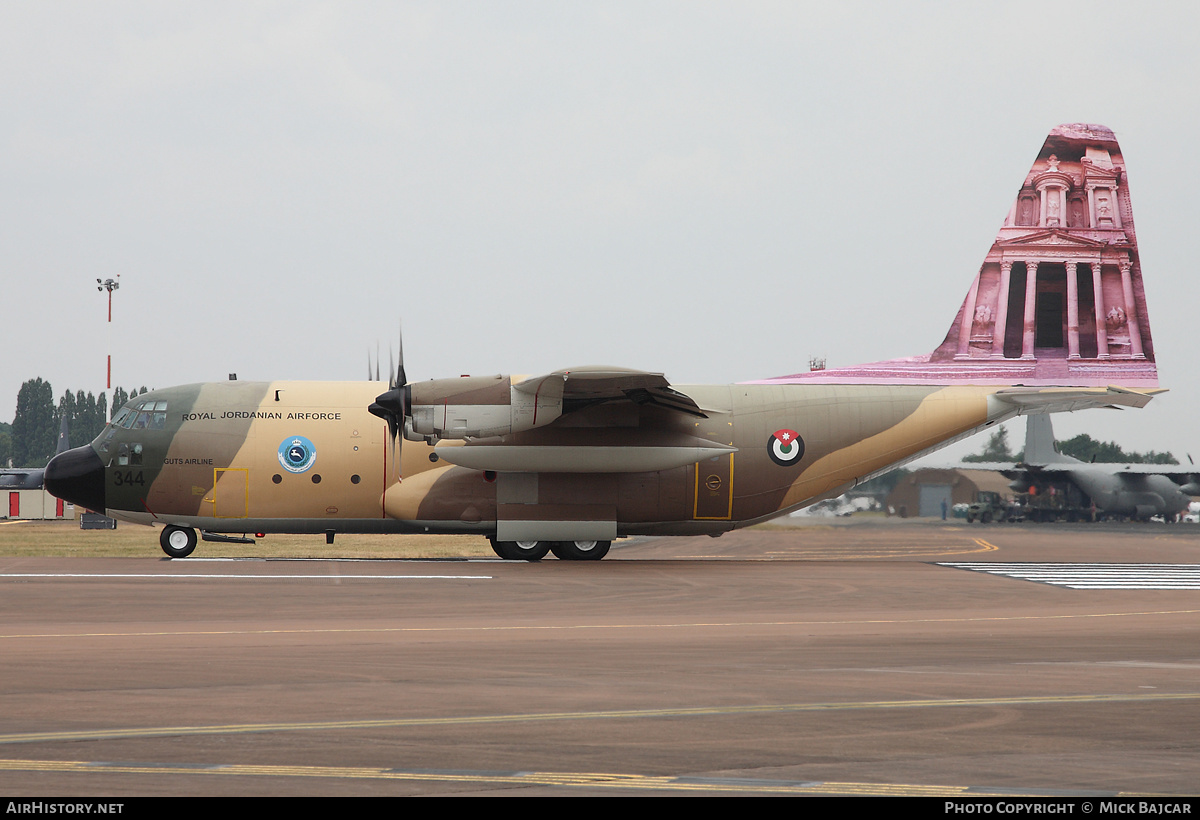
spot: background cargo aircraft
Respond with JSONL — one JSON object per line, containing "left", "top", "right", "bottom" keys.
{"left": 977, "top": 415, "right": 1196, "bottom": 521}
{"left": 46, "top": 124, "right": 1161, "bottom": 560}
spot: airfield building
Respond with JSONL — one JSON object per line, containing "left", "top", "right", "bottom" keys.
{"left": 1, "top": 469, "right": 73, "bottom": 520}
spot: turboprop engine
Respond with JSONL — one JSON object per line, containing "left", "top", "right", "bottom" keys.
{"left": 404, "top": 373, "right": 566, "bottom": 442}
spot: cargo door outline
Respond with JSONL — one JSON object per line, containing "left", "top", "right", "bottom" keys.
{"left": 213, "top": 468, "right": 249, "bottom": 518}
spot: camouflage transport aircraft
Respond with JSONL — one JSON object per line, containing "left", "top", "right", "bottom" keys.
{"left": 977, "top": 415, "right": 1196, "bottom": 521}
{"left": 46, "top": 124, "right": 1161, "bottom": 560}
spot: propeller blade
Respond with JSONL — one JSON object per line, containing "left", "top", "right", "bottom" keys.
{"left": 397, "top": 322, "right": 406, "bottom": 391}
{"left": 369, "top": 322, "right": 410, "bottom": 481}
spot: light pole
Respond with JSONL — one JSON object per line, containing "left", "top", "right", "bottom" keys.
{"left": 97, "top": 276, "right": 120, "bottom": 417}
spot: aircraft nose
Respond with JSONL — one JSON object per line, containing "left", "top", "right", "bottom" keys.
{"left": 44, "top": 446, "right": 106, "bottom": 513}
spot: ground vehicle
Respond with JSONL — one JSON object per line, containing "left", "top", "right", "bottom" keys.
{"left": 966, "top": 491, "right": 1010, "bottom": 523}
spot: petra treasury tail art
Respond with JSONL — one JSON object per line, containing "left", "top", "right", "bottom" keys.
{"left": 46, "top": 125, "right": 1160, "bottom": 560}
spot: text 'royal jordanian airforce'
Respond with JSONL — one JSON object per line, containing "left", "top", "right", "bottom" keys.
{"left": 46, "top": 125, "right": 1162, "bottom": 560}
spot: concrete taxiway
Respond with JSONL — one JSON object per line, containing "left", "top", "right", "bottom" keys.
{"left": 1, "top": 519, "right": 1198, "bottom": 796}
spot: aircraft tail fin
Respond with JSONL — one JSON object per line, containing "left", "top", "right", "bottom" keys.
{"left": 757, "top": 124, "right": 1157, "bottom": 389}
{"left": 1023, "top": 414, "right": 1076, "bottom": 466}
{"left": 56, "top": 417, "right": 70, "bottom": 456}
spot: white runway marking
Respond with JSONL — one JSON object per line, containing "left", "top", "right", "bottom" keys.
{"left": 939, "top": 562, "right": 1200, "bottom": 590}
{"left": 0, "top": 573, "right": 491, "bottom": 581}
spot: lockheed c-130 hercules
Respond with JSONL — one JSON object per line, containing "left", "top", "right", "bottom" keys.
{"left": 46, "top": 124, "right": 1162, "bottom": 560}
{"left": 967, "top": 414, "right": 1196, "bottom": 522}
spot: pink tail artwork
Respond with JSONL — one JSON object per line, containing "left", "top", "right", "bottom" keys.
{"left": 757, "top": 124, "right": 1157, "bottom": 388}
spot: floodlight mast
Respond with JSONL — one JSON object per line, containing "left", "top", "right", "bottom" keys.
{"left": 96, "top": 276, "right": 120, "bottom": 417}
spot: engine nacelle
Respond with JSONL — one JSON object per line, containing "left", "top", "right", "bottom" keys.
{"left": 404, "top": 374, "right": 565, "bottom": 441}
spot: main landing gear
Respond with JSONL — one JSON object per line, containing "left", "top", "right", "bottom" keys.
{"left": 159, "top": 525, "right": 198, "bottom": 559}
{"left": 550, "top": 540, "right": 610, "bottom": 561}
{"left": 489, "top": 539, "right": 611, "bottom": 562}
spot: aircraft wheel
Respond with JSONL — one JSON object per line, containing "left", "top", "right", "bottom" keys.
{"left": 492, "top": 539, "right": 549, "bottom": 561}
{"left": 160, "top": 525, "right": 197, "bottom": 559}
{"left": 550, "top": 540, "right": 610, "bottom": 561}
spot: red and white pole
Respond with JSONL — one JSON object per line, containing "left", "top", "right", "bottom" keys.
{"left": 97, "top": 276, "right": 120, "bottom": 417}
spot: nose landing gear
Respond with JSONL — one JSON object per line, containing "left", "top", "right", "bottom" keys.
{"left": 160, "top": 525, "right": 198, "bottom": 558}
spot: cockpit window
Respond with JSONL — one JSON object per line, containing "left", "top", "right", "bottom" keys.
{"left": 118, "top": 400, "right": 166, "bottom": 430}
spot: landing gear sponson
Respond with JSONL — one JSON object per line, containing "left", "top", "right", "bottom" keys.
{"left": 156, "top": 527, "right": 608, "bottom": 562}
{"left": 489, "top": 538, "right": 610, "bottom": 562}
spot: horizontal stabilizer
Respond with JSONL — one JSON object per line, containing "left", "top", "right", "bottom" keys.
{"left": 990, "top": 386, "right": 1160, "bottom": 414}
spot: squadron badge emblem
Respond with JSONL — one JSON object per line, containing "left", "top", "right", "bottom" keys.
{"left": 278, "top": 435, "right": 317, "bottom": 473}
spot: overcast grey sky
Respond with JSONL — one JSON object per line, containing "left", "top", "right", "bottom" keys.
{"left": 3, "top": 1, "right": 1197, "bottom": 461}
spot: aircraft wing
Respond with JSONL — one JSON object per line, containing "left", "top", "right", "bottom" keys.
{"left": 1084, "top": 464, "right": 1199, "bottom": 479}
{"left": 952, "top": 461, "right": 1024, "bottom": 473}
{"left": 953, "top": 462, "right": 1199, "bottom": 497}
{"left": 990, "top": 386, "right": 1162, "bottom": 414}
{"left": 954, "top": 461, "right": 1192, "bottom": 475}
{"left": 515, "top": 366, "right": 708, "bottom": 418}
{"left": 986, "top": 461, "right": 1194, "bottom": 477}
{"left": 428, "top": 367, "right": 723, "bottom": 473}
{"left": 947, "top": 462, "right": 1065, "bottom": 479}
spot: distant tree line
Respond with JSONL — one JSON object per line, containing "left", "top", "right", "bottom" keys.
{"left": 1057, "top": 433, "right": 1177, "bottom": 465}
{"left": 6, "top": 378, "right": 148, "bottom": 468}
{"left": 962, "top": 427, "right": 1018, "bottom": 463}
{"left": 962, "top": 426, "right": 1177, "bottom": 465}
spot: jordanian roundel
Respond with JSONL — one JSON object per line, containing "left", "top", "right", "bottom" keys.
{"left": 768, "top": 429, "right": 804, "bottom": 466}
